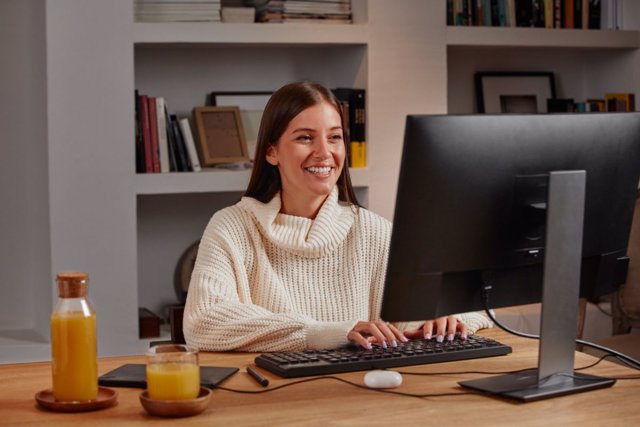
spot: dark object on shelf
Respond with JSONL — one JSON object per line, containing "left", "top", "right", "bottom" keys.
{"left": 168, "top": 305, "right": 186, "bottom": 344}
{"left": 138, "top": 307, "right": 162, "bottom": 339}
{"left": 547, "top": 98, "right": 575, "bottom": 113}
{"left": 475, "top": 71, "right": 556, "bottom": 114}
{"left": 174, "top": 240, "right": 200, "bottom": 304}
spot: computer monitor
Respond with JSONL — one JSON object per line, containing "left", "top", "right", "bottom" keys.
{"left": 381, "top": 112, "right": 640, "bottom": 401}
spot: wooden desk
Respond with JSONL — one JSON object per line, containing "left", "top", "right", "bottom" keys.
{"left": 2, "top": 330, "right": 638, "bottom": 426}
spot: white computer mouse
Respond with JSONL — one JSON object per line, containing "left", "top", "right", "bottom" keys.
{"left": 363, "top": 370, "right": 403, "bottom": 389}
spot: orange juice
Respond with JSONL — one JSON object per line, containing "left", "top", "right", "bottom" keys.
{"left": 51, "top": 311, "right": 98, "bottom": 401}
{"left": 146, "top": 362, "right": 200, "bottom": 400}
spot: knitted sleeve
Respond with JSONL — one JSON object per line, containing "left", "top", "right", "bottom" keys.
{"left": 182, "top": 209, "right": 355, "bottom": 352}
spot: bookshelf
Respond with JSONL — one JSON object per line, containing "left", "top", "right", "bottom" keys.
{"left": 446, "top": 26, "right": 639, "bottom": 48}
{"left": 8, "top": 0, "right": 640, "bottom": 362}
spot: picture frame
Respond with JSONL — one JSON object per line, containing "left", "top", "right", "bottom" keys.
{"left": 192, "top": 106, "right": 249, "bottom": 166}
{"left": 209, "top": 91, "right": 272, "bottom": 160}
{"left": 475, "top": 72, "right": 556, "bottom": 114}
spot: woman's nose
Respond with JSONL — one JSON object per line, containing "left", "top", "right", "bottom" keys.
{"left": 313, "top": 138, "right": 331, "bottom": 158}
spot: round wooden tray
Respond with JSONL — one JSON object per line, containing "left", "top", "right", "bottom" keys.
{"left": 35, "top": 386, "right": 118, "bottom": 412}
{"left": 139, "top": 386, "right": 211, "bottom": 418}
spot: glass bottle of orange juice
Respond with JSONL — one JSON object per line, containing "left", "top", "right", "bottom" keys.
{"left": 51, "top": 272, "right": 98, "bottom": 402}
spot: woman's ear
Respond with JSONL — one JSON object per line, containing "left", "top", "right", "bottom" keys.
{"left": 266, "top": 145, "right": 278, "bottom": 166}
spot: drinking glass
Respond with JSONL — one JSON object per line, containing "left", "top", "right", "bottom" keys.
{"left": 146, "top": 344, "right": 200, "bottom": 400}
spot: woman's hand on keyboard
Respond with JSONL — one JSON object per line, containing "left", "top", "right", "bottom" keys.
{"left": 347, "top": 320, "right": 409, "bottom": 350}
{"left": 403, "top": 316, "right": 468, "bottom": 343}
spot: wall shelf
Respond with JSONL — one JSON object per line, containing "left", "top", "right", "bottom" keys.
{"left": 446, "top": 26, "right": 639, "bottom": 49}
{"left": 134, "top": 22, "right": 369, "bottom": 46}
{"left": 135, "top": 168, "right": 369, "bottom": 195}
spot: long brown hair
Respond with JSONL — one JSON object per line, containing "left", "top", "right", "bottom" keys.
{"left": 244, "top": 81, "right": 360, "bottom": 206}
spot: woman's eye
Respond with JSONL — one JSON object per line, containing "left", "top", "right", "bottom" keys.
{"left": 330, "top": 134, "right": 343, "bottom": 142}
{"left": 296, "top": 135, "right": 312, "bottom": 142}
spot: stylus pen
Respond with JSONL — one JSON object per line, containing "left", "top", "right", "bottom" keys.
{"left": 247, "top": 366, "right": 269, "bottom": 387}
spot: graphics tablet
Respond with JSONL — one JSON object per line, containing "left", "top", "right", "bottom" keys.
{"left": 98, "top": 364, "right": 238, "bottom": 389}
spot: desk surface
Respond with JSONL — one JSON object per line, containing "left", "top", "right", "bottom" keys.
{"left": 2, "top": 329, "right": 638, "bottom": 426}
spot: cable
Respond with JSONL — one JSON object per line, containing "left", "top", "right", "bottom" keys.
{"left": 214, "top": 375, "right": 477, "bottom": 399}
{"left": 481, "top": 283, "right": 640, "bottom": 371}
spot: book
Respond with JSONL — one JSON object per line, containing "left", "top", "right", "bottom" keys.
{"left": 155, "top": 97, "right": 170, "bottom": 173}
{"left": 134, "top": 90, "right": 145, "bottom": 173}
{"left": 547, "top": 98, "right": 575, "bottom": 112}
{"left": 333, "top": 87, "right": 366, "bottom": 168}
{"left": 515, "top": 0, "right": 533, "bottom": 26}
{"left": 179, "top": 118, "right": 202, "bottom": 172}
{"left": 586, "top": 98, "right": 605, "bottom": 112}
{"left": 147, "top": 96, "right": 161, "bottom": 173}
{"left": 588, "top": 0, "right": 601, "bottom": 29}
{"left": 164, "top": 105, "right": 179, "bottom": 172}
{"left": 564, "top": 0, "right": 575, "bottom": 28}
{"left": 170, "top": 115, "right": 191, "bottom": 171}
{"left": 138, "top": 94, "right": 153, "bottom": 173}
{"left": 605, "top": 93, "right": 635, "bottom": 112}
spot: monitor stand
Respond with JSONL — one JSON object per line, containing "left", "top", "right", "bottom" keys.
{"left": 459, "top": 170, "right": 616, "bottom": 402}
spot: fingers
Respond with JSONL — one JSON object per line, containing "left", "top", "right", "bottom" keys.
{"left": 422, "top": 316, "right": 467, "bottom": 342}
{"left": 349, "top": 320, "right": 407, "bottom": 349}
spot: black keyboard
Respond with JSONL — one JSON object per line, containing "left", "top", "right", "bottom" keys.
{"left": 255, "top": 334, "right": 512, "bottom": 378}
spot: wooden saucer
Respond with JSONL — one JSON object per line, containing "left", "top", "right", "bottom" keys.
{"left": 35, "top": 387, "right": 118, "bottom": 412}
{"left": 139, "top": 387, "right": 211, "bottom": 418}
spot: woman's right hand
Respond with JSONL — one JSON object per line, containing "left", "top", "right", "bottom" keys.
{"left": 347, "top": 320, "right": 409, "bottom": 350}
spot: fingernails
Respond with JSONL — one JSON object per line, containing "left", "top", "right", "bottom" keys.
{"left": 436, "top": 335, "right": 444, "bottom": 343}
{"left": 401, "top": 336, "right": 409, "bottom": 342}
{"left": 391, "top": 340, "right": 398, "bottom": 348}
{"left": 382, "top": 341, "right": 388, "bottom": 349}
{"left": 366, "top": 343, "right": 373, "bottom": 350}
{"left": 447, "top": 334, "right": 454, "bottom": 342}
{"left": 425, "top": 333, "right": 432, "bottom": 340}
{"left": 461, "top": 333, "right": 467, "bottom": 340}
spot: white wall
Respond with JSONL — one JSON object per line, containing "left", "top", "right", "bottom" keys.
{"left": 368, "top": 0, "right": 448, "bottom": 219}
{"left": 45, "top": 0, "right": 141, "bottom": 358}
{"left": 0, "top": 0, "right": 52, "bottom": 361}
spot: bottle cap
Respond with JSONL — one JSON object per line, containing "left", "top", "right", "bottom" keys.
{"left": 56, "top": 272, "right": 89, "bottom": 298}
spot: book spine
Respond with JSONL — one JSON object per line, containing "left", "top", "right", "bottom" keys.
{"left": 497, "top": 0, "right": 506, "bottom": 26}
{"left": 332, "top": 88, "right": 366, "bottom": 168}
{"left": 506, "top": 0, "right": 516, "bottom": 26}
{"left": 179, "top": 118, "right": 202, "bottom": 172}
{"left": 574, "top": 0, "right": 582, "bottom": 28}
{"left": 588, "top": 0, "right": 601, "bottom": 29}
{"left": 564, "top": 0, "right": 575, "bottom": 28}
{"left": 134, "top": 90, "right": 145, "bottom": 174}
{"left": 164, "top": 105, "right": 178, "bottom": 172}
{"left": 483, "top": 0, "right": 492, "bottom": 26}
{"left": 139, "top": 94, "right": 153, "bottom": 173}
{"left": 170, "top": 115, "right": 191, "bottom": 171}
{"left": 155, "top": 97, "right": 170, "bottom": 173}
{"left": 544, "top": 0, "right": 554, "bottom": 27}
{"left": 515, "top": 0, "right": 533, "bottom": 27}
{"left": 147, "top": 96, "right": 160, "bottom": 173}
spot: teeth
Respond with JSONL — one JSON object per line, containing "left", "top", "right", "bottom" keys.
{"left": 307, "top": 166, "right": 331, "bottom": 174}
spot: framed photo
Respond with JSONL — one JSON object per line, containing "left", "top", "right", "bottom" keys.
{"left": 475, "top": 72, "right": 556, "bottom": 114}
{"left": 209, "top": 91, "right": 272, "bottom": 160}
{"left": 192, "top": 106, "right": 249, "bottom": 166}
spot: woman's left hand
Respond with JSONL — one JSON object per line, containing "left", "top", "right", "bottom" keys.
{"left": 402, "top": 315, "right": 468, "bottom": 342}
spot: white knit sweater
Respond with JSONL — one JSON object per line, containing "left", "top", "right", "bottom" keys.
{"left": 183, "top": 189, "right": 491, "bottom": 352}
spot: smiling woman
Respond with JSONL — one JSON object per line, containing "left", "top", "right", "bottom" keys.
{"left": 265, "top": 102, "right": 346, "bottom": 219}
{"left": 182, "top": 81, "right": 491, "bottom": 354}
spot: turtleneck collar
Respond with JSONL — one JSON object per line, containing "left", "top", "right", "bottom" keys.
{"left": 238, "top": 188, "right": 355, "bottom": 258}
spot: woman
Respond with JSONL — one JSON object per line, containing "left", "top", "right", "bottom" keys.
{"left": 183, "top": 81, "right": 490, "bottom": 352}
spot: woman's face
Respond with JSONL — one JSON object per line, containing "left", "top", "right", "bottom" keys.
{"left": 266, "top": 101, "right": 346, "bottom": 217}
